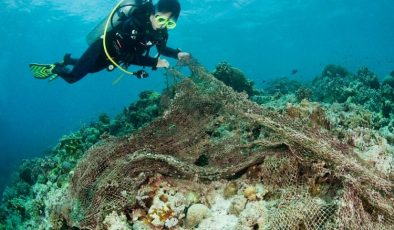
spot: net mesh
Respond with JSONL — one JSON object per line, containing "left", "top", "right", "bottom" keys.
{"left": 67, "top": 59, "right": 394, "bottom": 229}
{"left": 266, "top": 188, "right": 338, "bottom": 230}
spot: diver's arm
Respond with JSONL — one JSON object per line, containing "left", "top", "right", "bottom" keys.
{"left": 161, "top": 47, "right": 182, "bottom": 59}
{"left": 129, "top": 56, "right": 158, "bottom": 67}
{"left": 129, "top": 56, "right": 169, "bottom": 69}
{"left": 156, "top": 33, "right": 181, "bottom": 59}
{"left": 158, "top": 37, "right": 190, "bottom": 60}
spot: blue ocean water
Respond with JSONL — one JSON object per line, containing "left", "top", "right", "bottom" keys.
{"left": 0, "top": 0, "right": 393, "bottom": 194}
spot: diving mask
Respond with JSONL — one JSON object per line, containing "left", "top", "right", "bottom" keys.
{"left": 155, "top": 15, "right": 177, "bottom": 29}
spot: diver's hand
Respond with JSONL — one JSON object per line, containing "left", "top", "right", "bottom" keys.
{"left": 178, "top": 52, "right": 191, "bottom": 61}
{"left": 156, "top": 58, "right": 169, "bottom": 68}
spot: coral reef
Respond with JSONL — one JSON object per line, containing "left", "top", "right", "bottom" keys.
{"left": 0, "top": 90, "right": 161, "bottom": 230}
{"left": 67, "top": 60, "right": 393, "bottom": 229}
{"left": 105, "top": 90, "right": 162, "bottom": 136}
{"left": 295, "top": 86, "right": 312, "bottom": 102}
{"left": 1, "top": 60, "right": 393, "bottom": 230}
{"left": 322, "top": 64, "right": 350, "bottom": 78}
{"left": 264, "top": 77, "right": 303, "bottom": 95}
{"left": 356, "top": 66, "right": 380, "bottom": 89}
{"left": 212, "top": 61, "right": 258, "bottom": 96}
{"left": 382, "top": 74, "right": 394, "bottom": 88}
{"left": 251, "top": 76, "right": 309, "bottom": 109}
{"left": 312, "top": 64, "right": 353, "bottom": 103}
{"left": 312, "top": 65, "right": 394, "bottom": 116}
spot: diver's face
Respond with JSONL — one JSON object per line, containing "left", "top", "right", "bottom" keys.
{"left": 150, "top": 12, "right": 176, "bottom": 30}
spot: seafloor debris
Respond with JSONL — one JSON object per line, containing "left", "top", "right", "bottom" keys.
{"left": 64, "top": 59, "right": 393, "bottom": 229}
{"left": 1, "top": 60, "right": 393, "bottom": 230}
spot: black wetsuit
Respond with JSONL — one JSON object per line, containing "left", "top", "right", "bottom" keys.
{"left": 55, "top": 3, "right": 180, "bottom": 83}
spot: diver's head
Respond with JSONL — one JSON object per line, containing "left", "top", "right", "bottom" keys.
{"left": 150, "top": 0, "right": 181, "bottom": 30}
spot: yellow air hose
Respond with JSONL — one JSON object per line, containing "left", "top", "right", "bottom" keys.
{"left": 103, "top": 0, "right": 136, "bottom": 75}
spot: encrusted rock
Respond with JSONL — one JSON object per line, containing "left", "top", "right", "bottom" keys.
{"left": 224, "top": 181, "right": 238, "bottom": 199}
{"left": 228, "top": 195, "right": 247, "bottom": 216}
{"left": 103, "top": 211, "right": 130, "bottom": 230}
{"left": 186, "top": 204, "right": 211, "bottom": 228}
{"left": 236, "top": 201, "right": 267, "bottom": 229}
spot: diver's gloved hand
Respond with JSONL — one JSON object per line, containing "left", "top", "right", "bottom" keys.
{"left": 134, "top": 70, "right": 149, "bottom": 79}
{"left": 156, "top": 58, "right": 170, "bottom": 68}
{"left": 177, "top": 52, "right": 191, "bottom": 61}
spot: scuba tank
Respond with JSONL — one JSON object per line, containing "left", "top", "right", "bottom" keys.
{"left": 86, "top": 0, "right": 151, "bottom": 45}
{"left": 98, "top": 0, "right": 153, "bottom": 78}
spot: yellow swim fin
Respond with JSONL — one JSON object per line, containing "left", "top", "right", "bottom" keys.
{"left": 29, "top": 63, "right": 57, "bottom": 80}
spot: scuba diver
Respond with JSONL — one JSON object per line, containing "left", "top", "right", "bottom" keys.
{"left": 29, "top": 0, "right": 190, "bottom": 83}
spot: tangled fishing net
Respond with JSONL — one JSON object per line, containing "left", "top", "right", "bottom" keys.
{"left": 67, "top": 59, "right": 394, "bottom": 229}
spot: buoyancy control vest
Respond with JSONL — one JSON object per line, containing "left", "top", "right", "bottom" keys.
{"left": 86, "top": 0, "right": 152, "bottom": 45}
{"left": 88, "top": 0, "right": 154, "bottom": 77}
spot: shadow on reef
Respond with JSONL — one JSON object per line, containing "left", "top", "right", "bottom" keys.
{"left": 1, "top": 61, "right": 393, "bottom": 230}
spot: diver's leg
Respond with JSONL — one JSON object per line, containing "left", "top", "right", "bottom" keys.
{"left": 54, "top": 40, "right": 107, "bottom": 84}
{"left": 63, "top": 53, "right": 79, "bottom": 66}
